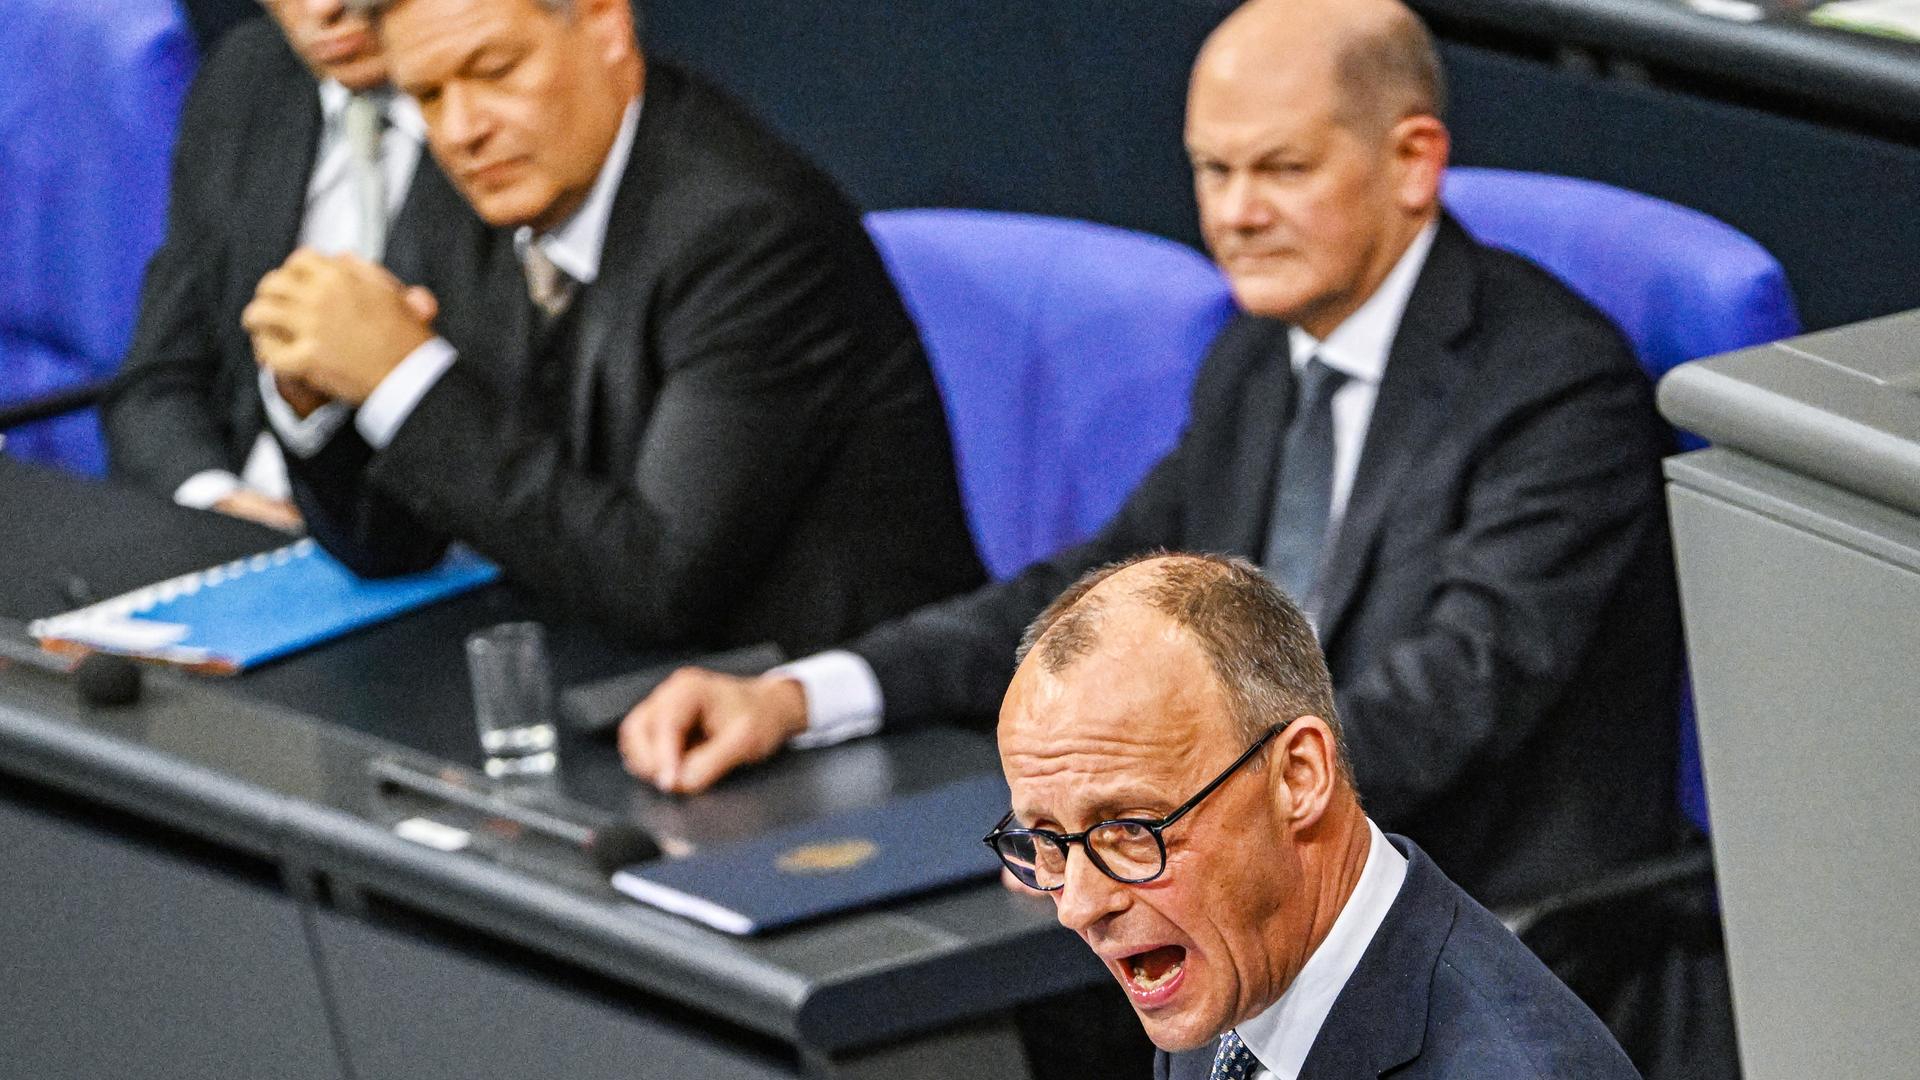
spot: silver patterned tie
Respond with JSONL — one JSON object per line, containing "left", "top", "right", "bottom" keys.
{"left": 343, "top": 92, "right": 387, "bottom": 261}
{"left": 522, "top": 241, "right": 578, "bottom": 323}
{"left": 1262, "top": 354, "right": 1349, "bottom": 609}
{"left": 1210, "top": 1029, "right": 1263, "bottom": 1080}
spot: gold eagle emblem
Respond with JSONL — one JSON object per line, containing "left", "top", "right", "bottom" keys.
{"left": 777, "top": 838, "right": 878, "bottom": 874}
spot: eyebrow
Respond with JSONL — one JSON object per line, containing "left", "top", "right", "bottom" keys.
{"left": 1020, "top": 788, "right": 1172, "bottom": 828}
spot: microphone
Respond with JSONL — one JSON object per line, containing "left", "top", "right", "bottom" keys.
{"left": 0, "top": 632, "right": 143, "bottom": 707}
{"left": 369, "top": 757, "right": 660, "bottom": 873}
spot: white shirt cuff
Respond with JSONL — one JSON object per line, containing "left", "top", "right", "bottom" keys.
{"left": 779, "top": 649, "right": 885, "bottom": 749}
{"left": 355, "top": 336, "right": 458, "bottom": 450}
{"left": 174, "top": 469, "right": 245, "bottom": 510}
{"left": 258, "top": 369, "right": 351, "bottom": 457}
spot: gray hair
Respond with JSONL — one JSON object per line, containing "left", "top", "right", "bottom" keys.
{"left": 1017, "top": 553, "right": 1348, "bottom": 777}
{"left": 1334, "top": 3, "right": 1448, "bottom": 133}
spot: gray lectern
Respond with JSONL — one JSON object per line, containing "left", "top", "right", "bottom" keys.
{"left": 1659, "top": 310, "right": 1920, "bottom": 1080}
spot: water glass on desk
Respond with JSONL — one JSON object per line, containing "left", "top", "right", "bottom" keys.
{"left": 466, "top": 621, "right": 559, "bottom": 778}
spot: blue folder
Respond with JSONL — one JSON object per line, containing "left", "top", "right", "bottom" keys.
{"left": 611, "top": 772, "right": 1011, "bottom": 934}
{"left": 30, "top": 539, "right": 499, "bottom": 673}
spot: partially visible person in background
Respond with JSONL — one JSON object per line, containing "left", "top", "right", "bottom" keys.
{"left": 105, "top": 0, "right": 488, "bottom": 531}
{"left": 238, "top": 0, "right": 983, "bottom": 652}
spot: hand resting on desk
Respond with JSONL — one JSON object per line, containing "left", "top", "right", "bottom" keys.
{"left": 619, "top": 668, "right": 808, "bottom": 793}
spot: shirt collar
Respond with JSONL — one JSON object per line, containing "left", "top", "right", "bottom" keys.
{"left": 1234, "top": 819, "right": 1410, "bottom": 1079}
{"left": 514, "top": 96, "right": 642, "bottom": 286}
{"left": 1287, "top": 218, "right": 1440, "bottom": 385}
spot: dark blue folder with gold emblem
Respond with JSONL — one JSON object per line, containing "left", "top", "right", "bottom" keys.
{"left": 610, "top": 772, "right": 1010, "bottom": 934}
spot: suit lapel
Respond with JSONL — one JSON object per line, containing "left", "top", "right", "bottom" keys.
{"left": 381, "top": 153, "right": 450, "bottom": 286}
{"left": 1193, "top": 318, "right": 1296, "bottom": 558}
{"left": 559, "top": 67, "right": 675, "bottom": 470}
{"left": 234, "top": 67, "right": 322, "bottom": 309}
{"left": 1314, "top": 218, "right": 1478, "bottom": 644}
{"left": 1297, "top": 837, "right": 1454, "bottom": 1080}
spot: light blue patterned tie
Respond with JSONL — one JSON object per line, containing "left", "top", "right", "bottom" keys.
{"left": 1262, "top": 355, "right": 1349, "bottom": 609}
{"left": 1209, "top": 1029, "right": 1263, "bottom": 1080}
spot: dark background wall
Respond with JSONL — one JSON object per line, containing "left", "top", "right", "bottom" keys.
{"left": 181, "top": 0, "right": 1920, "bottom": 333}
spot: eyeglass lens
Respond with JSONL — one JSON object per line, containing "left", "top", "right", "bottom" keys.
{"left": 994, "top": 820, "right": 1164, "bottom": 889}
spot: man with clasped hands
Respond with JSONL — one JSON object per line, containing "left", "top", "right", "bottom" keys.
{"left": 238, "top": 0, "right": 983, "bottom": 653}
{"left": 987, "top": 553, "right": 1640, "bottom": 1078}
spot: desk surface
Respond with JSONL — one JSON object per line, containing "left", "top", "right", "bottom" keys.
{"left": 1411, "top": 0, "right": 1920, "bottom": 125}
{"left": 0, "top": 458, "right": 1101, "bottom": 1054}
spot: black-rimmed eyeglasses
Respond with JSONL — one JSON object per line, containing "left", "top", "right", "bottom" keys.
{"left": 983, "top": 720, "right": 1291, "bottom": 891}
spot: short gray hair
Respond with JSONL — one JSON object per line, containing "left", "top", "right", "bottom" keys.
{"left": 1334, "top": 4, "right": 1448, "bottom": 133}
{"left": 1017, "top": 553, "right": 1348, "bottom": 777}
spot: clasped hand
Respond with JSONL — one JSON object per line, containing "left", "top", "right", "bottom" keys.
{"left": 242, "top": 249, "right": 440, "bottom": 406}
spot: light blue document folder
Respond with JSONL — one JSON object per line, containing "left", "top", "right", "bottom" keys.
{"left": 30, "top": 539, "right": 499, "bottom": 673}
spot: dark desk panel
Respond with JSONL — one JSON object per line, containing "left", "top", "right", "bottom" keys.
{"left": 0, "top": 781, "right": 341, "bottom": 1080}
{"left": 0, "top": 459, "right": 1105, "bottom": 1078}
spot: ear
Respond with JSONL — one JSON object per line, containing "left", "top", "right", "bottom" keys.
{"left": 1389, "top": 115, "right": 1449, "bottom": 215}
{"left": 574, "top": 0, "right": 637, "bottom": 65}
{"left": 1269, "top": 716, "right": 1339, "bottom": 834}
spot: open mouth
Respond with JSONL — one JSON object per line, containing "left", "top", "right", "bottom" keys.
{"left": 1121, "top": 944, "right": 1188, "bottom": 997}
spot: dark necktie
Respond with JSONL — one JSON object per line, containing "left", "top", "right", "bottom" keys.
{"left": 1262, "top": 354, "right": 1349, "bottom": 607}
{"left": 1210, "top": 1029, "right": 1264, "bottom": 1080}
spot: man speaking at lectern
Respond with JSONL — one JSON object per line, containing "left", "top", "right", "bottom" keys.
{"left": 987, "top": 554, "right": 1639, "bottom": 1078}
{"left": 240, "top": 0, "right": 982, "bottom": 653}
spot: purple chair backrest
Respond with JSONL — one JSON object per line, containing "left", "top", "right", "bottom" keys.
{"left": 866, "top": 209, "right": 1236, "bottom": 580}
{"left": 1445, "top": 167, "right": 1802, "bottom": 831}
{"left": 1444, "top": 167, "right": 1801, "bottom": 451}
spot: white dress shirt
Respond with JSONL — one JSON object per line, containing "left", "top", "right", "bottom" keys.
{"left": 781, "top": 220, "right": 1442, "bottom": 747}
{"left": 350, "top": 97, "right": 642, "bottom": 451}
{"left": 1234, "top": 818, "right": 1409, "bottom": 1080}
{"left": 176, "top": 82, "right": 425, "bottom": 510}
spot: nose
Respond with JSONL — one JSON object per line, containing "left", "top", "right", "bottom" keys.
{"left": 302, "top": 0, "right": 348, "bottom": 22}
{"left": 1214, "top": 172, "right": 1274, "bottom": 233}
{"left": 437, "top": 84, "right": 491, "bottom": 157}
{"left": 1050, "top": 846, "right": 1130, "bottom": 936}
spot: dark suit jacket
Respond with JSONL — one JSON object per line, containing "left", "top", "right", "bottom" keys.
{"left": 1156, "top": 836, "right": 1640, "bottom": 1080}
{"left": 853, "top": 217, "right": 1681, "bottom": 908}
{"left": 102, "top": 19, "right": 484, "bottom": 498}
{"left": 286, "top": 61, "right": 984, "bottom": 655}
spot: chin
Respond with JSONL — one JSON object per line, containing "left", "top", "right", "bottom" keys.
{"left": 468, "top": 187, "right": 552, "bottom": 231}
{"left": 1225, "top": 276, "right": 1315, "bottom": 324}
{"left": 1137, "top": 1010, "right": 1224, "bottom": 1055}
{"left": 320, "top": 55, "right": 390, "bottom": 94}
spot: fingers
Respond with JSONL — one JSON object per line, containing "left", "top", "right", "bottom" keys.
{"left": 282, "top": 248, "right": 333, "bottom": 278}
{"left": 676, "top": 724, "right": 764, "bottom": 795}
{"left": 618, "top": 668, "right": 709, "bottom": 791}
{"left": 617, "top": 670, "right": 801, "bottom": 795}
{"left": 214, "top": 492, "right": 303, "bottom": 532}
{"left": 403, "top": 285, "right": 440, "bottom": 323}
{"left": 241, "top": 290, "right": 296, "bottom": 331}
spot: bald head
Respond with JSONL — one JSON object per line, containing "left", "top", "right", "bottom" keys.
{"left": 1183, "top": 0, "right": 1449, "bottom": 337}
{"left": 997, "top": 554, "right": 1370, "bottom": 1051}
{"left": 1018, "top": 554, "right": 1343, "bottom": 762}
{"left": 1198, "top": 0, "right": 1443, "bottom": 137}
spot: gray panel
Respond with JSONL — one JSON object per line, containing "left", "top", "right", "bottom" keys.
{"left": 309, "top": 908, "right": 798, "bottom": 1080}
{"left": 1667, "top": 481, "right": 1920, "bottom": 1080}
{"left": 1659, "top": 313, "right": 1920, "bottom": 517}
{"left": 0, "top": 793, "right": 342, "bottom": 1080}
